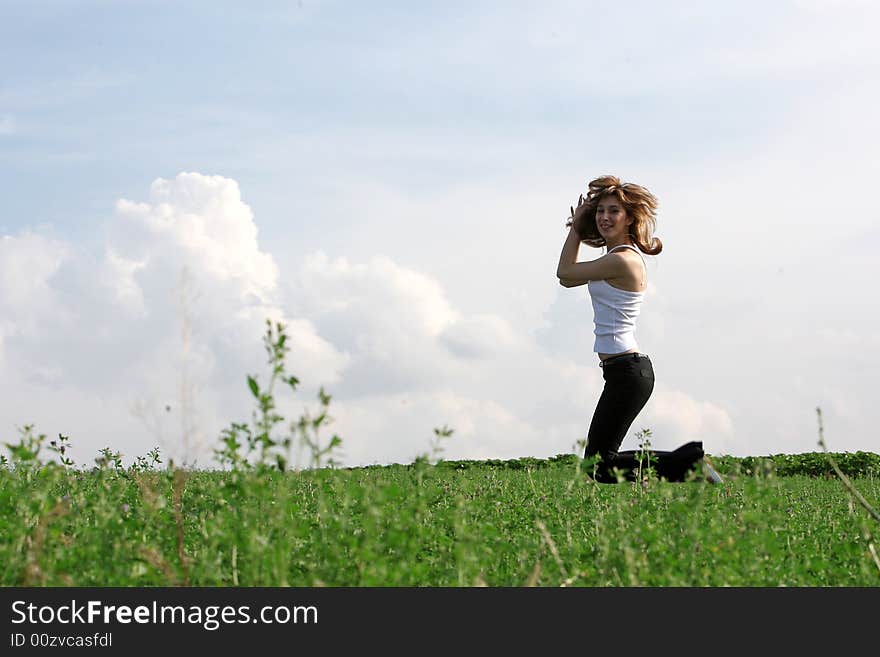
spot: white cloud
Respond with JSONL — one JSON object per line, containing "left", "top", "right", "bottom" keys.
{"left": 0, "top": 231, "right": 74, "bottom": 343}
{"left": 112, "top": 172, "right": 280, "bottom": 303}
{"left": 6, "top": 162, "right": 874, "bottom": 470}
{"left": 0, "top": 172, "right": 602, "bottom": 468}
{"left": 102, "top": 247, "right": 149, "bottom": 317}
{"left": 7, "top": 138, "right": 880, "bottom": 469}
{"left": 439, "top": 314, "right": 522, "bottom": 360}
{"left": 0, "top": 173, "right": 343, "bottom": 465}
{"left": 329, "top": 391, "right": 551, "bottom": 467}
{"left": 295, "top": 251, "right": 457, "bottom": 338}
{"left": 641, "top": 389, "right": 735, "bottom": 455}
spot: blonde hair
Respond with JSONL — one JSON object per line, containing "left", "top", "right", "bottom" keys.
{"left": 565, "top": 175, "right": 662, "bottom": 255}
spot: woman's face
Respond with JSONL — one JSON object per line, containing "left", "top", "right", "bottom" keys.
{"left": 595, "top": 195, "right": 632, "bottom": 241}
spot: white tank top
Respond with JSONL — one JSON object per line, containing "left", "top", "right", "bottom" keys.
{"left": 587, "top": 244, "right": 646, "bottom": 354}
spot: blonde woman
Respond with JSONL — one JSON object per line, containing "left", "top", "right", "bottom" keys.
{"left": 556, "top": 175, "right": 720, "bottom": 483}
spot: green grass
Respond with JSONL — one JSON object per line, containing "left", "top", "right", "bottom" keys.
{"left": 2, "top": 455, "right": 879, "bottom": 586}
{"left": 2, "top": 319, "right": 878, "bottom": 586}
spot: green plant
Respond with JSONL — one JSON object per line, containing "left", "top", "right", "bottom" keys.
{"left": 214, "top": 319, "right": 343, "bottom": 472}
{"left": 95, "top": 447, "right": 124, "bottom": 470}
{"left": 634, "top": 428, "right": 656, "bottom": 485}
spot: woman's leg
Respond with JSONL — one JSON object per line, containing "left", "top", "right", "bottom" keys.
{"left": 616, "top": 442, "right": 706, "bottom": 482}
{"left": 584, "top": 354, "right": 655, "bottom": 482}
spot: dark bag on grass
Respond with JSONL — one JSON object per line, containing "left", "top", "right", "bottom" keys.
{"left": 591, "top": 441, "right": 706, "bottom": 483}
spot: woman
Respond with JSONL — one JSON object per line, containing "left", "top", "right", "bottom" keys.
{"left": 556, "top": 175, "right": 720, "bottom": 483}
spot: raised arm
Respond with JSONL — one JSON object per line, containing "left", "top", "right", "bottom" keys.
{"left": 556, "top": 231, "right": 627, "bottom": 283}
{"left": 559, "top": 276, "right": 588, "bottom": 288}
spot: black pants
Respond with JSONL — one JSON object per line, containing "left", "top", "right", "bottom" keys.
{"left": 583, "top": 353, "right": 703, "bottom": 483}
{"left": 585, "top": 352, "right": 654, "bottom": 463}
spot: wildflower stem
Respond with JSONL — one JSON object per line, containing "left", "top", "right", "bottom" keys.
{"left": 816, "top": 407, "right": 880, "bottom": 525}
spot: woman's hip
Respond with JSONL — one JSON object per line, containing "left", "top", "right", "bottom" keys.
{"left": 599, "top": 352, "right": 654, "bottom": 379}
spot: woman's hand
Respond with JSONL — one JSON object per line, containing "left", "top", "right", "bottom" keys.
{"left": 570, "top": 193, "right": 589, "bottom": 233}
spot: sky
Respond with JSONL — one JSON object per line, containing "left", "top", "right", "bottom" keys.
{"left": 2, "top": 0, "right": 879, "bottom": 469}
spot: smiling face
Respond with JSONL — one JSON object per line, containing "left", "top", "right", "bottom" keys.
{"left": 595, "top": 194, "right": 632, "bottom": 243}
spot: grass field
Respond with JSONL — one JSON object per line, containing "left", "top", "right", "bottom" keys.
{"left": 2, "top": 451, "right": 879, "bottom": 586}
{"left": 3, "top": 321, "right": 878, "bottom": 587}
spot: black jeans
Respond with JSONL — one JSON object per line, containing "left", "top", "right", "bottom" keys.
{"left": 583, "top": 353, "right": 706, "bottom": 482}
{"left": 584, "top": 352, "right": 655, "bottom": 482}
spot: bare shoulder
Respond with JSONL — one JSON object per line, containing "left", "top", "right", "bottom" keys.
{"left": 608, "top": 249, "right": 647, "bottom": 290}
{"left": 604, "top": 249, "right": 642, "bottom": 271}
{"left": 598, "top": 251, "right": 634, "bottom": 276}
{"left": 620, "top": 248, "right": 647, "bottom": 266}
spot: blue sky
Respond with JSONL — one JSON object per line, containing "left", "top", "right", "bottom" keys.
{"left": 2, "top": 1, "right": 879, "bottom": 467}
{"left": 2, "top": 1, "right": 828, "bottom": 236}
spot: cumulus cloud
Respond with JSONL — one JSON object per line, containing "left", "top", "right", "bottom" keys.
{"left": 639, "top": 389, "right": 735, "bottom": 455}
{"left": 1, "top": 172, "right": 605, "bottom": 468}
{"left": 102, "top": 247, "right": 149, "bottom": 317}
{"left": 0, "top": 231, "right": 72, "bottom": 336}
{"left": 110, "top": 172, "right": 280, "bottom": 303}
{"left": 287, "top": 251, "right": 461, "bottom": 398}
{"left": 0, "top": 171, "right": 745, "bottom": 469}
{"left": 7, "top": 165, "right": 877, "bottom": 470}
{"left": 0, "top": 173, "right": 348, "bottom": 466}
{"left": 328, "top": 391, "right": 550, "bottom": 467}
{"left": 0, "top": 173, "right": 584, "bottom": 462}
{"left": 438, "top": 314, "right": 521, "bottom": 359}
